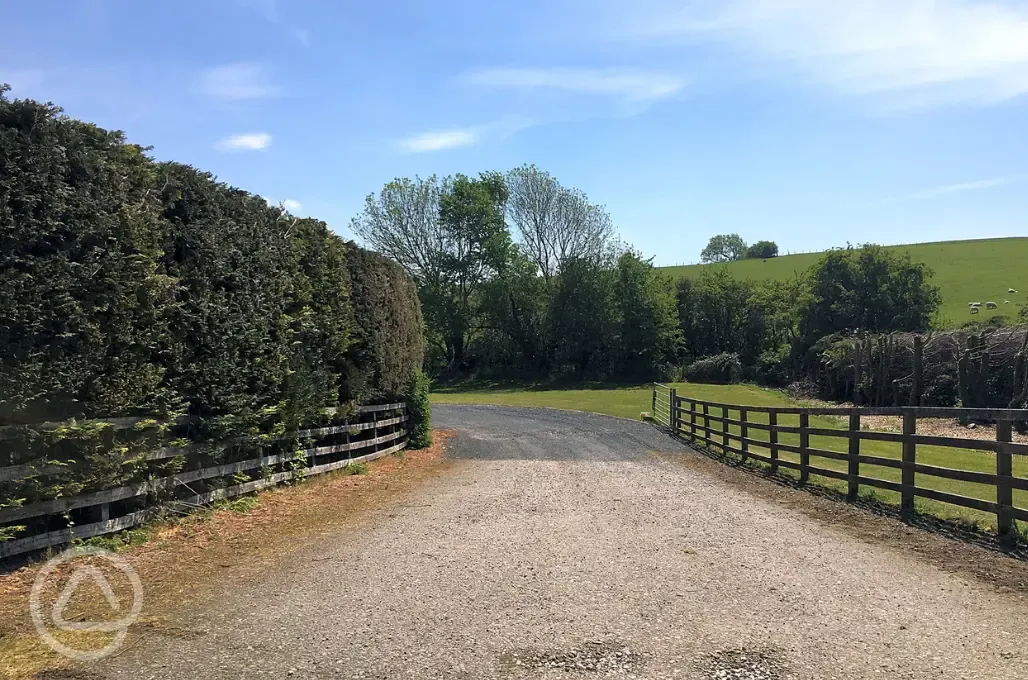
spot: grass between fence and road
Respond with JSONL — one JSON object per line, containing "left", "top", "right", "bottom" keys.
{"left": 433, "top": 382, "right": 1028, "bottom": 535}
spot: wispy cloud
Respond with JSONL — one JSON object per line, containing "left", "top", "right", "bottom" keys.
{"left": 908, "top": 175, "right": 1026, "bottom": 200}
{"left": 398, "top": 127, "right": 482, "bottom": 153}
{"left": 397, "top": 117, "right": 533, "bottom": 153}
{"left": 463, "top": 67, "right": 686, "bottom": 102}
{"left": 237, "top": 0, "right": 310, "bottom": 47}
{"left": 281, "top": 199, "right": 303, "bottom": 211}
{"left": 198, "top": 63, "right": 278, "bottom": 101}
{"left": 601, "top": 0, "right": 1028, "bottom": 108}
{"left": 216, "top": 132, "right": 273, "bottom": 151}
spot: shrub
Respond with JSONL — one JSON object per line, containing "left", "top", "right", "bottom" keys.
{"left": 405, "top": 370, "right": 432, "bottom": 449}
{"left": 753, "top": 346, "right": 790, "bottom": 386}
{"left": 684, "top": 353, "right": 743, "bottom": 384}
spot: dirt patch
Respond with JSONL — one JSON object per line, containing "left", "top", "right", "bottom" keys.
{"left": 860, "top": 414, "right": 1028, "bottom": 442}
{"left": 655, "top": 443, "right": 1028, "bottom": 596}
{"left": 0, "top": 431, "right": 454, "bottom": 680}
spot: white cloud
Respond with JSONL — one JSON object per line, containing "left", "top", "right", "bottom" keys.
{"left": 463, "top": 67, "right": 686, "bottom": 102}
{"left": 603, "top": 0, "right": 1028, "bottom": 107}
{"left": 282, "top": 199, "right": 303, "bottom": 211}
{"left": 215, "top": 132, "right": 273, "bottom": 151}
{"left": 396, "top": 117, "right": 535, "bottom": 153}
{"left": 198, "top": 63, "right": 278, "bottom": 101}
{"left": 398, "top": 126, "right": 483, "bottom": 153}
{"left": 908, "top": 175, "right": 1026, "bottom": 199}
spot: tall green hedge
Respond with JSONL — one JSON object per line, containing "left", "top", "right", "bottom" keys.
{"left": 0, "top": 87, "right": 424, "bottom": 435}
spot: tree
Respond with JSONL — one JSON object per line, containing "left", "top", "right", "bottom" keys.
{"left": 505, "top": 165, "right": 613, "bottom": 284}
{"left": 746, "top": 240, "right": 779, "bottom": 259}
{"left": 477, "top": 247, "right": 549, "bottom": 374}
{"left": 548, "top": 256, "right": 617, "bottom": 377}
{"left": 351, "top": 174, "right": 509, "bottom": 372}
{"left": 613, "top": 251, "right": 681, "bottom": 378}
{"left": 798, "top": 245, "right": 941, "bottom": 344}
{"left": 700, "top": 234, "right": 747, "bottom": 263}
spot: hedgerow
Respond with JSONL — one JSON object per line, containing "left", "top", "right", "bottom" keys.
{"left": 0, "top": 87, "right": 427, "bottom": 521}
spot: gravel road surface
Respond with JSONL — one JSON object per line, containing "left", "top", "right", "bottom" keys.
{"left": 96, "top": 405, "right": 1028, "bottom": 679}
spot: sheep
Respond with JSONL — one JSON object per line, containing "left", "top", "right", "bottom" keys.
{"left": 1005, "top": 300, "right": 1011, "bottom": 305}
{"left": 1009, "top": 288, "right": 1018, "bottom": 294}
{"left": 971, "top": 307, "right": 980, "bottom": 314}
{"left": 986, "top": 301, "right": 998, "bottom": 309}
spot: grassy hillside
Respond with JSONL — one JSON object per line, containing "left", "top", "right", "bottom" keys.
{"left": 660, "top": 237, "right": 1028, "bottom": 328}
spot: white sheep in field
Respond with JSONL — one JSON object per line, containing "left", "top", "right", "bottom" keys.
{"left": 986, "top": 301, "right": 998, "bottom": 309}
{"left": 1005, "top": 300, "right": 1012, "bottom": 304}
{"left": 970, "top": 307, "right": 980, "bottom": 314}
{"left": 969, "top": 301, "right": 982, "bottom": 307}
{"left": 1009, "top": 288, "right": 1018, "bottom": 294}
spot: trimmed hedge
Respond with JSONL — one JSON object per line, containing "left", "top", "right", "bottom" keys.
{"left": 0, "top": 87, "right": 424, "bottom": 433}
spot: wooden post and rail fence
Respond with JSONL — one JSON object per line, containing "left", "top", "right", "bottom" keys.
{"left": 0, "top": 403, "right": 409, "bottom": 560}
{"left": 652, "top": 384, "right": 1028, "bottom": 537}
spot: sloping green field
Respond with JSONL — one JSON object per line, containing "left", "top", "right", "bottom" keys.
{"left": 660, "top": 237, "right": 1028, "bottom": 327}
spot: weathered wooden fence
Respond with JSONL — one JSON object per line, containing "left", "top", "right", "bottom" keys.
{"left": 653, "top": 384, "right": 1028, "bottom": 536}
{"left": 0, "top": 403, "right": 408, "bottom": 559}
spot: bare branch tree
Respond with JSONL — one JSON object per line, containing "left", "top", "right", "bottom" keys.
{"left": 505, "top": 165, "right": 613, "bottom": 284}
{"left": 349, "top": 175, "right": 450, "bottom": 288}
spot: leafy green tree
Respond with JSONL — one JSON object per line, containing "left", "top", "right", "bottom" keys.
{"left": 549, "top": 257, "right": 617, "bottom": 377}
{"left": 700, "top": 234, "right": 747, "bottom": 263}
{"left": 613, "top": 251, "right": 681, "bottom": 378}
{"left": 746, "top": 240, "right": 779, "bottom": 259}
{"left": 351, "top": 173, "right": 509, "bottom": 372}
{"left": 477, "top": 247, "right": 549, "bottom": 374}
{"left": 798, "top": 245, "right": 941, "bottom": 344}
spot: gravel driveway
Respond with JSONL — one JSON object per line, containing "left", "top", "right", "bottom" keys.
{"left": 97, "top": 404, "right": 1028, "bottom": 679}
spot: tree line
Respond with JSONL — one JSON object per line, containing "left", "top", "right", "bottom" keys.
{"left": 354, "top": 167, "right": 942, "bottom": 385}
{"left": 353, "top": 166, "right": 678, "bottom": 380}
{"left": 701, "top": 234, "right": 779, "bottom": 263}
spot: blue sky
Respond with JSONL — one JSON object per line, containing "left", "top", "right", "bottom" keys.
{"left": 3, "top": 0, "right": 1028, "bottom": 265}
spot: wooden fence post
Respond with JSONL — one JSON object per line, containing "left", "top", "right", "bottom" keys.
{"left": 997, "top": 419, "right": 1015, "bottom": 538}
{"left": 768, "top": 411, "right": 778, "bottom": 474}
{"left": 669, "top": 387, "right": 677, "bottom": 433}
{"left": 722, "top": 406, "right": 730, "bottom": 455}
{"left": 848, "top": 413, "right": 861, "bottom": 501}
{"left": 740, "top": 408, "right": 749, "bottom": 463}
{"left": 901, "top": 411, "right": 917, "bottom": 512}
{"left": 702, "top": 403, "right": 710, "bottom": 448}
{"left": 690, "top": 400, "right": 697, "bottom": 440}
{"left": 799, "top": 413, "right": 809, "bottom": 484}
{"left": 651, "top": 386, "right": 657, "bottom": 420}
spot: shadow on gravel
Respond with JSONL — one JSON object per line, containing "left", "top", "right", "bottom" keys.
{"left": 435, "top": 404, "right": 690, "bottom": 462}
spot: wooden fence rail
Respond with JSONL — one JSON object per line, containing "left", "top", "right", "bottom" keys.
{"left": 655, "top": 387, "right": 1028, "bottom": 537}
{"left": 0, "top": 403, "right": 408, "bottom": 559}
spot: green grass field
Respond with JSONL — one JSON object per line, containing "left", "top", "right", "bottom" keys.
{"left": 433, "top": 382, "right": 1028, "bottom": 533}
{"left": 659, "top": 237, "right": 1028, "bottom": 328}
